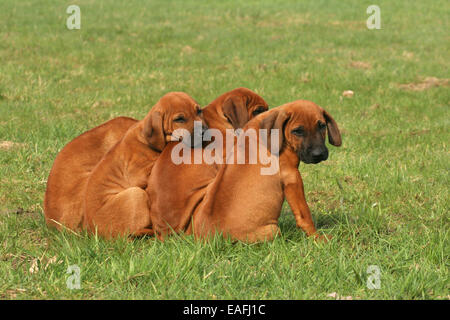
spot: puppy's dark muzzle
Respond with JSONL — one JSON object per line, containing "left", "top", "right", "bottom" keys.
{"left": 311, "top": 147, "right": 328, "bottom": 163}
{"left": 191, "top": 122, "right": 208, "bottom": 147}
{"left": 201, "top": 123, "right": 209, "bottom": 135}
{"left": 302, "top": 146, "right": 328, "bottom": 164}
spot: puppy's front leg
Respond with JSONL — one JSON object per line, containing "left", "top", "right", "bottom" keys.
{"left": 282, "top": 168, "right": 318, "bottom": 236}
{"left": 281, "top": 170, "right": 330, "bottom": 242}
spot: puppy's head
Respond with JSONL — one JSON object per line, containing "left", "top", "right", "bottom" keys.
{"left": 255, "top": 100, "right": 342, "bottom": 164}
{"left": 143, "top": 92, "right": 206, "bottom": 151}
{"left": 207, "top": 87, "right": 269, "bottom": 130}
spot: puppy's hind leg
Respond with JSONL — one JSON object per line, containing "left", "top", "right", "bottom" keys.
{"left": 96, "top": 187, "right": 152, "bottom": 238}
{"left": 233, "top": 224, "right": 281, "bottom": 243}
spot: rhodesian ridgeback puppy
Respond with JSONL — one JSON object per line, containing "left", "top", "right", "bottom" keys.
{"left": 44, "top": 116, "right": 138, "bottom": 231}
{"left": 83, "top": 92, "right": 205, "bottom": 238}
{"left": 147, "top": 100, "right": 341, "bottom": 242}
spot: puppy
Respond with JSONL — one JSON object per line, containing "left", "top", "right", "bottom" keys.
{"left": 148, "top": 100, "right": 342, "bottom": 242}
{"left": 83, "top": 92, "right": 205, "bottom": 238}
{"left": 44, "top": 116, "right": 137, "bottom": 231}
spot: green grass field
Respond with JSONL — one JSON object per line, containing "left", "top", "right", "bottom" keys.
{"left": 0, "top": 0, "right": 448, "bottom": 299}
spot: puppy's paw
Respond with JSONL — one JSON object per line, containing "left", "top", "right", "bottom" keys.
{"left": 313, "top": 233, "right": 332, "bottom": 243}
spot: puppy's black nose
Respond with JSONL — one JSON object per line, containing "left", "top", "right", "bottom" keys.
{"left": 311, "top": 147, "right": 328, "bottom": 161}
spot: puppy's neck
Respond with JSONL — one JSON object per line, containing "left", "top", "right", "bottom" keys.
{"left": 281, "top": 146, "right": 301, "bottom": 168}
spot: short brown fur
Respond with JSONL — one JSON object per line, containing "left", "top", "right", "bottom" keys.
{"left": 44, "top": 117, "right": 138, "bottom": 231}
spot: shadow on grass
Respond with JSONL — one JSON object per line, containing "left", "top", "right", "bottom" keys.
{"left": 20, "top": 203, "right": 392, "bottom": 249}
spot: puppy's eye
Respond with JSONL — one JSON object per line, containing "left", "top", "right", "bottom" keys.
{"left": 318, "top": 121, "right": 326, "bottom": 130}
{"left": 173, "top": 116, "right": 186, "bottom": 123}
{"left": 292, "top": 126, "right": 305, "bottom": 136}
{"left": 252, "top": 107, "right": 266, "bottom": 116}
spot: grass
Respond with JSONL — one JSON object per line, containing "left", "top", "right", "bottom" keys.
{"left": 0, "top": 0, "right": 448, "bottom": 299}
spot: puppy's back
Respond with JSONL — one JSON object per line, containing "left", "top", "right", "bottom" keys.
{"left": 44, "top": 116, "right": 137, "bottom": 230}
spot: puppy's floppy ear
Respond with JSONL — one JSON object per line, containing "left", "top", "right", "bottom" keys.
{"left": 323, "top": 109, "right": 342, "bottom": 146}
{"left": 222, "top": 95, "right": 249, "bottom": 129}
{"left": 259, "top": 109, "right": 290, "bottom": 154}
{"left": 143, "top": 111, "right": 166, "bottom": 152}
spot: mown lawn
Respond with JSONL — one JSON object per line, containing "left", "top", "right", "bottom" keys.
{"left": 0, "top": 0, "right": 448, "bottom": 299}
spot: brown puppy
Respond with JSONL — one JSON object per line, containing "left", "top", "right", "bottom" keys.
{"left": 148, "top": 100, "right": 341, "bottom": 242}
{"left": 145, "top": 88, "right": 268, "bottom": 237}
{"left": 44, "top": 116, "right": 138, "bottom": 231}
{"left": 83, "top": 92, "right": 205, "bottom": 238}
